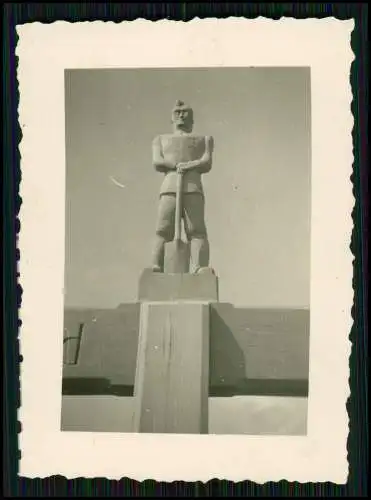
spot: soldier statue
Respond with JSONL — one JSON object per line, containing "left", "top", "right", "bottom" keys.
{"left": 151, "top": 100, "right": 214, "bottom": 274}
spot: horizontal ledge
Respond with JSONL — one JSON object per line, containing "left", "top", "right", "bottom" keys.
{"left": 140, "top": 300, "right": 215, "bottom": 305}
{"left": 62, "top": 378, "right": 309, "bottom": 398}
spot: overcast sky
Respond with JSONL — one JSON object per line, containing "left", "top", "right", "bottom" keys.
{"left": 64, "top": 67, "right": 311, "bottom": 309}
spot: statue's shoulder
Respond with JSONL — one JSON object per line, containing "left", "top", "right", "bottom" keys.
{"left": 196, "top": 134, "right": 213, "bottom": 141}
{"left": 158, "top": 133, "right": 173, "bottom": 138}
{"left": 153, "top": 133, "right": 173, "bottom": 143}
{"left": 152, "top": 134, "right": 169, "bottom": 148}
{"left": 152, "top": 134, "right": 163, "bottom": 142}
{"left": 189, "top": 134, "right": 214, "bottom": 143}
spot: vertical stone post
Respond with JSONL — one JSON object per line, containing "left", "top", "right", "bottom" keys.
{"left": 132, "top": 301, "right": 210, "bottom": 434}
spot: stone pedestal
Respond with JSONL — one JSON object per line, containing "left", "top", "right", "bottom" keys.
{"left": 138, "top": 268, "right": 219, "bottom": 302}
{"left": 132, "top": 301, "right": 210, "bottom": 434}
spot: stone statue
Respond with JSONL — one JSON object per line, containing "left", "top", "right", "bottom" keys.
{"left": 151, "top": 100, "right": 214, "bottom": 274}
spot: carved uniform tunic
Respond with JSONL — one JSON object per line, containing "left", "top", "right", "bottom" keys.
{"left": 153, "top": 134, "right": 211, "bottom": 241}
{"left": 154, "top": 134, "right": 207, "bottom": 195}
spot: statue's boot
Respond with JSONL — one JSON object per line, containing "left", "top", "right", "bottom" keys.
{"left": 190, "top": 237, "right": 210, "bottom": 274}
{"left": 151, "top": 235, "right": 166, "bottom": 273}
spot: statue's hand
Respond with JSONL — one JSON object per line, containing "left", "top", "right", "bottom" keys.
{"left": 176, "top": 162, "right": 188, "bottom": 174}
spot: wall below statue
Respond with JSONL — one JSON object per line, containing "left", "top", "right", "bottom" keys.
{"left": 62, "top": 305, "right": 310, "bottom": 397}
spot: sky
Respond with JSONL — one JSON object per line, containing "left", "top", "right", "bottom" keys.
{"left": 64, "top": 67, "right": 311, "bottom": 309}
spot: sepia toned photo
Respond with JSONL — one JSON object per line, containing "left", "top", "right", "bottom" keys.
{"left": 17, "top": 18, "right": 354, "bottom": 482}
{"left": 61, "top": 67, "right": 311, "bottom": 436}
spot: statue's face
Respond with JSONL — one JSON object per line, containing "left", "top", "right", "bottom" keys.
{"left": 172, "top": 106, "right": 193, "bottom": 132}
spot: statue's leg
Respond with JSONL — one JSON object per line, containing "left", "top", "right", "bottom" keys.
{"left": 151, "top": 194, "right": 176, "bottom": 272}
{"left": 183, "top": 193, "right": 209, "bottom": 273}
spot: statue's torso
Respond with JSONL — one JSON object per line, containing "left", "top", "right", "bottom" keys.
{"left": 158, "top": 134, "right": 206, "bottom": 195}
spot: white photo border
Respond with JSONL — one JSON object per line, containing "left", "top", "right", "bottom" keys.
{"left": 16, "top": 18, "right": 354, "bottom": 483}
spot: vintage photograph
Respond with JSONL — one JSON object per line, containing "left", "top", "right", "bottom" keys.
{"left": 61, "top": 67, "right": 311, "bottom": 435}
{"left": 16, "top": 18, "right": 353, "bottom": 482}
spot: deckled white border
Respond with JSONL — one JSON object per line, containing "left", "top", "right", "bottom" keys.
{"left": 16, "top": 18, "right": 354, "bottom": 483}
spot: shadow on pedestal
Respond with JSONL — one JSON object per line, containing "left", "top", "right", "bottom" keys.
{"left": 209, "top": 303, "right": 246, "bottom": 395}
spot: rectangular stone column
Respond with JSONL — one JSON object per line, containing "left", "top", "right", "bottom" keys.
{"left": 132, "top": 301, "right": 210, "bottom": 434}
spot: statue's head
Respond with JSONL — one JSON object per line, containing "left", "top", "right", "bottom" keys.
{"left": 171, "top": 100, "right": 194, "bottom": 133}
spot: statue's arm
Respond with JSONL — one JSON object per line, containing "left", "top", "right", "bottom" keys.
{"left": 180, "top": 136, "right": 214, "bottom": 174}
{"left": 152, "top": 136, "right": 176, "bottom": 173}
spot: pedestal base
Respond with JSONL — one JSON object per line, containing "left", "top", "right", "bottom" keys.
{"left": 132, "top": 301, "right": 210, "bottom": 434}
{"left": 138, "top": 268, "right": 219, "bottom": 302}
